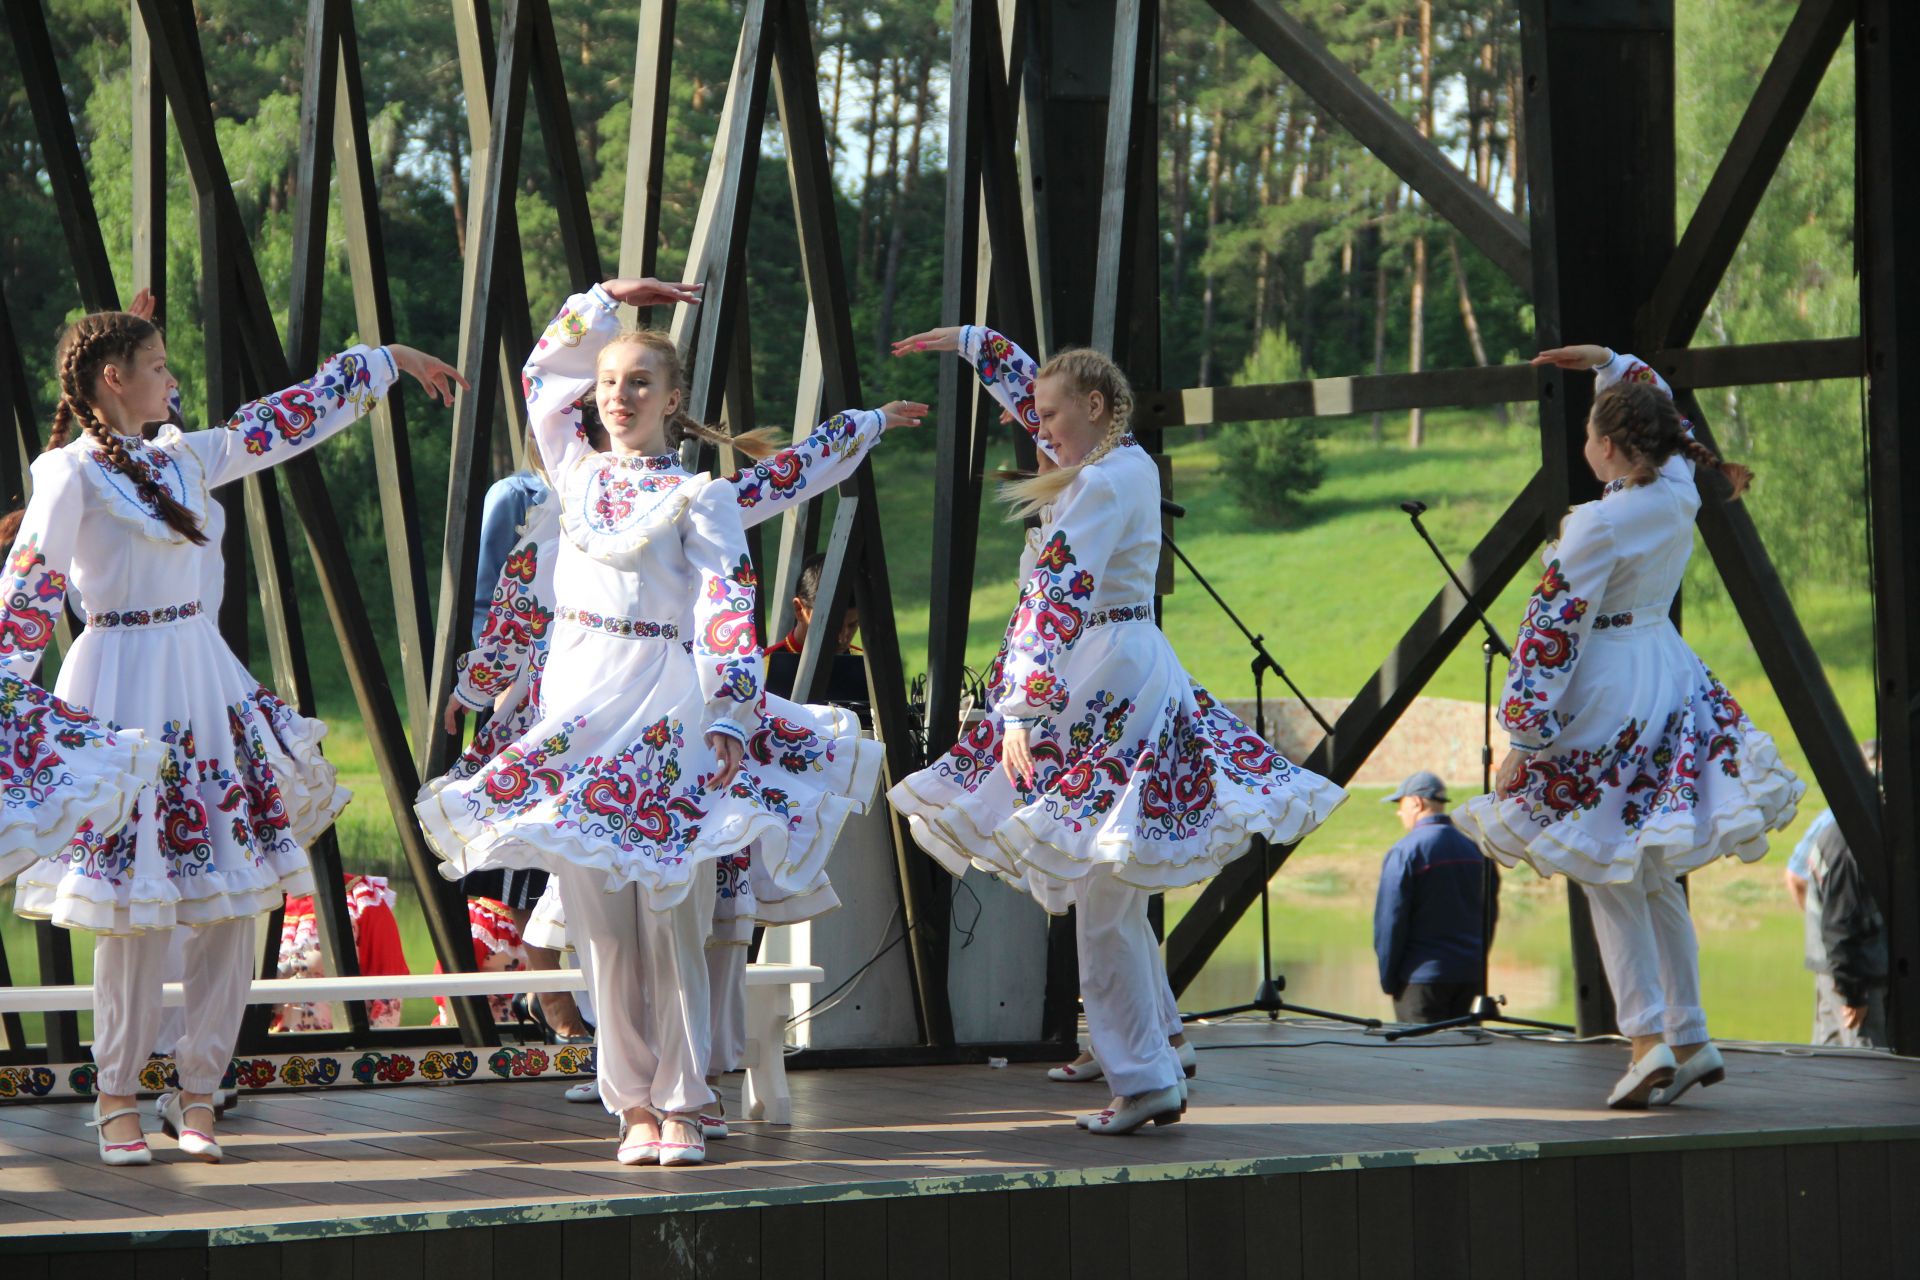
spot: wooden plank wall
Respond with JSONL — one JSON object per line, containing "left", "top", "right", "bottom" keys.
{"left": 6, "top": 1139, "right": 1915, "bottom": 1280}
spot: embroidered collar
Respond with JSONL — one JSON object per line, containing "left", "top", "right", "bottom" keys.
{"left": 559, "top": 451, "right": 700, "bottom": 561}
{"left": 1602, "top": 477, "right": 1631, "bottom": 497}
{"left": 67, "top": 425, "right": 208, "bottom": 544}
{"left": 605, "top": 451, "right": 680, "bottom": 471}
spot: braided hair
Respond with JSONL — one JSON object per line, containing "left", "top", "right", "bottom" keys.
{"left": 46, "top": 310, "right": 207, "bottom": 544}
{"left": 998, "top": 347, "right": 1135, "bottom": 519}
{"left": 1589, "top": 380, "right": 1752, "bottom": 500}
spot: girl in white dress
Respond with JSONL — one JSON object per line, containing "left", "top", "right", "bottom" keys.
{"left": 443, "top": 390, "right": 913, "bottom": 1131}
{"left": 1456, "top": 344, "right": 1803, "bottom": 1108}
{"left": 418, "top": 277, "right": 913, "bottom": 1165}
{"left": 1, "top": 303, "right": 461, "bottom": 1164}
{"left": 888, "top": 325, "right": 1346, "bottom": 1134}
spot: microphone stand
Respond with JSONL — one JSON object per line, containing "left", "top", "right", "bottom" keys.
{"left": 1386, "top": 502, "right": 1572, "bottom": 1039}
{"left": 1164, "top": 529, "right": 1380, "bottom": 1030}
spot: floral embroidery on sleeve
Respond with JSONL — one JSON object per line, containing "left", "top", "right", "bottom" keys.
{"left": 728, "top": 408, "right": 885, "bottom": 526}
{"left": 960, "top": 326, "right": 1045, "bottom": 449}
{"left": 453, "top": 537, "right": 553, "bottom": 712}
{"left": 685, "top": 484, "right": 765, "bottom": 741}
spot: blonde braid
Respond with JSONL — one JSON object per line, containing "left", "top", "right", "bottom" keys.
{"left": 998, "top": 347, "right": 1135, "bottom": 519}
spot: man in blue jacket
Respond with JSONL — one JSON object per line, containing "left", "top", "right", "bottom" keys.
{"left": 1373, "top": 771, "right": 1498, "bottom": 1023}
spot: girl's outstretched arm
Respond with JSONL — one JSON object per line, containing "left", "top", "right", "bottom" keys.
{"left": 727, "top": 400, "right": 926, "bottom": 530}
{"left": 893, "top": 324, "right": 1058, "bottom": 463}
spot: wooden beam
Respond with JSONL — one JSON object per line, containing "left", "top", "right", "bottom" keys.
{"left": 773, "top": 0, "right": 955, "bottom": 1047}
{"left": 335, "top": 5, "right": 434, "bottom": 745}
{"left": 616, "top": 0, "right": 677, "bottom": 303}
{"left": 1639, "top": 0, "right": 1854, "bottom": 349}
{"left": 1649, "top": 337, "right": 1863, "bottom": 390}
{"left": 425, "top": 0, "right": 533, "bottom": 785}
{"left": 1091, "top": 0, "right": 1151, "bottom": 357}
{"left": 284, "top": 0, "right": 342, "bottom": 372}
{"left": 4, "top": 1, "right": 118, "bottom": 310}
{"left": 677, "top": 0, "right": 774, "bottom": 426}
{"left": 1860, "top": 0, "right": 1920, "bottom": 1057}
{"left": 1166, "top": 471, "right": 1551, "bottom": 991}
{"left": 131, "top": 2, "right": 166, "bottom": 323}
{"left": 525, "top": 0, "right": 603, "bottom": 285}
{"left": 1205, "top": 0, "right": 1532, "bottom": 290}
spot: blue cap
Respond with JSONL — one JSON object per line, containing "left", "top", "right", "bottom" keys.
{"left": 1383, "top": 770, "right": 1448, "bottom": 803}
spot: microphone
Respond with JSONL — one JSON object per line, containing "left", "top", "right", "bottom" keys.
{"left": 1161, "top": 499, "right": 1187, "bottom": 519}
{"left": 1400, "top": 500, "right": 1428, "bottom": 516}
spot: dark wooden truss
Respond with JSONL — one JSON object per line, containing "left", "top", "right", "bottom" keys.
{"left": 1, "top": 0, "right": 1914, "bottom": 1063}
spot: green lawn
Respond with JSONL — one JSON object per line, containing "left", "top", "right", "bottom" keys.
{"left": 6, "top": 411, "right": 1867, "bottom": 1045}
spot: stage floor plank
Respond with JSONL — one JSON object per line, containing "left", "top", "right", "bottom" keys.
{"left": 2, "top": 1021, "right": 1916, "bottom": 1241}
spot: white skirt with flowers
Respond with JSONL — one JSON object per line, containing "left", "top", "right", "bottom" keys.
{"left": 889, "top": 612, "right": 1346, "bottom": 913}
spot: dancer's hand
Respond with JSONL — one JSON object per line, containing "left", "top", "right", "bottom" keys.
{"left": 890, "top": 326, "right": 963, "bottom": 356}
{"left": 1842, "top": 1003, "right": 1868, "bottom": 1032}
{"left": 444, "top": 696, "right": 467, "bottom": 737}
{"left": 127, "top": 287, "right": 156, "bottom": 321}
{"left": 1530, "top": 344, "right": 1613, "bottom": 371}
{"left": 388, "top": 344, "right": 469, "bottom": 406}
{"left": 880, "top": 400, "right": 929, "bottom": 431}
{"left": 707, "top": 732, "right": 744, "bottom": 792}
{"left": 1002, "top": 725, "right": 1036, "bottom": 791}
{"left": 602, "top": 277, "right": 704, "bottom": 309}
{"left": 1494, "top": 748, "right": 1527, "bottom": 797}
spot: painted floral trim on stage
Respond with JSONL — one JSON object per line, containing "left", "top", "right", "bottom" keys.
{"left": 2, "top": 1043, "right": 598, "bottom": 1102}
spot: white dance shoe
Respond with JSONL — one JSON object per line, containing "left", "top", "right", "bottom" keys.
{"left": 158, "top": 1092, "right": 222, "bottom": 1163}
{"left": 616, "top": 1110, "right": 659, "bottom": 1165}
{"left": 1176, "top": 1040, "right": 1197, "bottom": 1078}
{"left": 89, "top": 1101, "right": 151, "bottom": 1167}
{"left": 1649, "top": 1043, "right": 1726, "bottom": 1107}
{"left": 1085, "top": 1085, "right": 1184, "bottom": 1135}
{"left": 1606, "top": 1044, "right": 1678, "bottom": 1110}
{"left": 657, "top": 1112, "right": 708, "bottom": 1166}
{"left": 565, "top": 1081, "right": 599, "bottom": 1103}
{"left": 700, "top": 1111, "right": 730, "bottom": 1139}
{"left": 1079, "top": 1075, "right": 1188, "bottom": 1128}
{"left": 1048, "top": 1057, "right": 1105, "bottom": 1083}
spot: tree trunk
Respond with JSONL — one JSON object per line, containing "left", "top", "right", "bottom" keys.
{"left": 1371, "top": 222, "right": 1391, "bottom": 444}
{"left": 876, "top": 52, "right": 932, "bottom": 361}
{"left": 1170, "top": 101, "right": 1191, "bottom": 300}
{"left": 874, "top": 59, "right": 903, "bottom": 283}
{"left": 855, "top": 56, "right": 884, "bottom": 284}
{"left": 1408, "top": 0, "right": 1432, "bottom": 448}
{"left": 1449, "top": 235, "right": 1508, "bottom": 426}
{"left": 826, "top": 10, "right": 845, "bottom": 156}
{"left": 1197, "top": 26, "right": 1229, "bottom": 387}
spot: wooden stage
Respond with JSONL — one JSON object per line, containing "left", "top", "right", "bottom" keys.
{"left": 1, "top": 1021, "right": 1917, "bottom": 1277}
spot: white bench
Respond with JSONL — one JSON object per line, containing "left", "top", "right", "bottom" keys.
{"left": 0, "top": 962, "right": 823, "bottom": 1124}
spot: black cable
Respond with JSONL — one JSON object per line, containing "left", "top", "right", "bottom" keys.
{"left": 949, "top": 876, "right": 983, "bottom": 950}
{"left": 785, "top": 921, "right": 917, "bottom": 1025}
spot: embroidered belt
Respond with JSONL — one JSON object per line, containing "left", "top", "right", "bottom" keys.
{"left": 1087, "top": 601, "right": 1156, "bottom": 629}
{"left": 86, "top": 600, "right": 204, "bottom": 629}
{"left": 557, "top": 606, "right": 680, "bottom": 640}
{"left": 1592, "top": 608, "right": 1670, "bottom": 633}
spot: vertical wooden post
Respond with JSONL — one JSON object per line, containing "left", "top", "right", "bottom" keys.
{"left": 1521, "top": 0, "right": 1676, "bottom": 1036}
{"left": 1859, "top": 0, "right": 1920, "bottom": 1055}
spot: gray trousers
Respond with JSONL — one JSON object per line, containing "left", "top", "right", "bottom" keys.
{"left": 1812, "top": 973, "right": 1888, "bottom": 1048}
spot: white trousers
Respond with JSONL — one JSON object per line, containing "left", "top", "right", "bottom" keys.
{"left": 707, "top": 942, "right": 748, "bottom": 1077}
{"left": 1073, "top": 869, "right": 1182, "bottom": 1097}
{"left": 1148, "top": 921, "right": 1183, "bottom": 1039}
{"left": 554, "top": 861, "right": 715, "bottom": 1116}
{"left": 93, "top": 918, "right": 255, "bottom": 1096}
{"left": 1582, "top": 859, "right": 1709, "bottom": 1044}
{"left": 151, "top": 927, "right": 190, "bottom": 1056}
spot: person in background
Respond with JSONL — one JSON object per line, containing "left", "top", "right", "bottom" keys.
{"left": 1374, "top": 770, "right": 1498, "bottom": 1023}
{"left": 1796, "top": 741, "right": 1887, "bottom": 1048}
{"left": 273, "top": 874, "right": 410, "bottom": 1032}
{"left": 765, "top": 554, "right": 862, "bottom": 658}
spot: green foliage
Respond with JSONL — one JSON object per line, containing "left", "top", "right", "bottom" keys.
{"left": 1214, "top": 328, "right": 1326, "bottom": 521}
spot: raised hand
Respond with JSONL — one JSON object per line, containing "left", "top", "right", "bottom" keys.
{"left": 1530, "top": 344, "right": 1613, "bottom": 371}
{"left": 880, "top": 400, "right": 929, "bottom": 431}
{"left": 387, "top": 344, "right": 469, "bottom": 406}
{"left": 602, "top": 277, "right": 704, "bottom": 309}
{"left": 890, "top": 326, "right": 963, "bottom": 357}
{"left": 127, "top": 287, "right": 157, "bottom": 322}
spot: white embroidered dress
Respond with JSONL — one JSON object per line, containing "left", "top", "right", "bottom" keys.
{"left": 418, "top": 286, "right": 881, "bottom": 911}
{"left": 1454, "top": 354, "right": 1803, "bottom": 883}
{"left": 888, "top": 328, "right": 1347, "bottom": 912}
{"left": 1, "top": 347, "right": 397, "bottom": 932}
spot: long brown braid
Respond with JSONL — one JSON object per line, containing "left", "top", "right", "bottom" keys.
{"left": 46, "top": 311, "right": 207, "bottom": 544}
{"left": 1589, "top": 380, "right": 1753, "bottom": 500}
